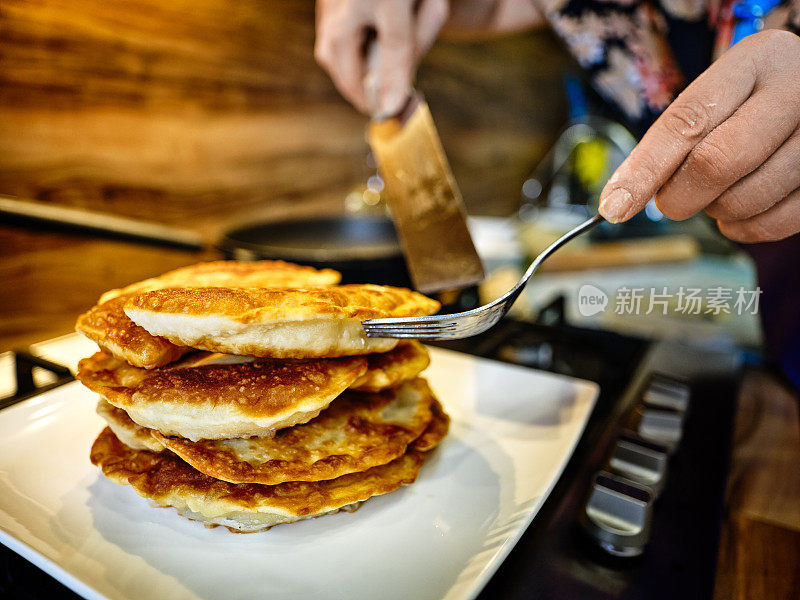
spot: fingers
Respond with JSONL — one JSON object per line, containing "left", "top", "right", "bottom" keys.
{"left": 705, "top": 128, "right": 800, "bottom": 221}
{"left": 316, "top": 0, "right": 435, "bottom": 117}
{"left": 373, "top": 1, "right": 416, "bottom": 117}
{"left": 654, "top": 85, "right": 800, "bottom": 220}
{"left": 717, "top": 187, "right": 800, "bottom": 242}
{"left": 599, "top": 30, "right": 800, "bottom": 224}
{"left": 598, "top": 35, "right": 759, "bottom": 222}
{"left": 414, "top": 0, "right": 449, "bottom": 61}
{"left": 315, "top": 0, "right": 371, "bottom": 113}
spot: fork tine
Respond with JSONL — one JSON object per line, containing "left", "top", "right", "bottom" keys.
{"left": 365, "top": 318, "right": 495, "bottom": 338}
{"left": 364, "top": 329, "right": 453, "bottom": 336}
{"left": 365, "top": 320, "right": 456, "bottom": 328}
{"left": 363, "top": 326, "right": 453, "bottom": 336}
{"left": 364, "top": 324, "right": 454, "bottom": 334}
{"left": 374, "top": 325, "right": 458, "bottom": 333}
{"left": 364, "top": 319, "right": 472, "bottom": 334}
{"left": 365, "top": 331, "right": 454, "bottom": 339}
{"left": 366, "top": 323, "right": 456, "bottom": 330}
{"left": 361, "top": 318, "right": 444, "bottom": 327}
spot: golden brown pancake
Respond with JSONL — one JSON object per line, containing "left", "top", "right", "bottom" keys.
{"left": 350, "top": 341, "right": 430, "bottom": 392}
{"left": 78, "top": 350, "right": 368, "bottom": 440}
{"left": 90, "top": 403, "right": 448, "bottom": 532}
{"left": 409, "top": 397, "right": 451, "bottom": 452}
{"left": 76, "top": 293, "right": 189, "bottom": 369}
{"left": 94, "top": 383, "right": 448, "bottom": 480}
{"left": 124, "top": 285, "right": 440, "bottom": 359}
{"left": 77, "top": 261, "right": 342, "bottom": 369}
{"left": 96, "top": 391, "right": 450, "bottom": 455}
{"left": 96, "top": 399, "right": 164, "bottom": 452}
{"left": 80, "top": 344, "right": 426, "bottom": 441}
{"left": 99, "top": 260, "right": 341, "bottom": 303}
{"left": 152, "top": 379, "right": 436, "bottom": 484}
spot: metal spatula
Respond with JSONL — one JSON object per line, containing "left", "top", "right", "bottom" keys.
{"left": 365, "top": 47, "right": 484, "bottom": 294}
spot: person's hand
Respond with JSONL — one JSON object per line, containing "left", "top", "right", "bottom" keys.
{"left": 315, "top": 0, "right": 449, "bottom": 117}
{"left": 599, "top": 30, "right": 800, "bottom": 243}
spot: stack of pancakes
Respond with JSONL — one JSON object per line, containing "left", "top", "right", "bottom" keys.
{"left": 75, "top": 261, "right": 448, "bottom": 532}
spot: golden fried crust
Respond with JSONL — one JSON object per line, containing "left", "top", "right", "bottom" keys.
{"left": 152, "top": 379, "right": 435, "bottom": 484}
{"left": 96, "top": 399, "right": 164, "bottom": 452}
{"left": 99, "top": 260, "right": 341, "bottom": 303}
{"left": 77, "top": 351, "right": 369, "bottom": 440}
{"left": 91, "top": 427, "right": 426, "bottom": 522}
{"left": 410, "top": 397, "right": 450, "bottom": 452}
{"left": 351, "top": 341, "right": 430, "bottom": 392}
{"left": 122, "top": 285, "right": 438, "bottom": 359}
{"left": 79, "top": 261, "right": 341, "bottom": 369}
{"left": 76, "top": 294, "right": 188, "bottom": 369}
{"left": 125, "top": 285, "right": 440, "bottom": 322}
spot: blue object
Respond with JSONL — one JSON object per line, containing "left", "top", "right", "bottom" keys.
{"left": 730, "top": 0, "right": 782, "bottom": 46}
{"left": 564, "top": 75, "right": 589, "bottom": 123}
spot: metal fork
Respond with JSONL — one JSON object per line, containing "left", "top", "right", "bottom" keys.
{"left": 362, "top": 214, "right": 605, "bottom": 340}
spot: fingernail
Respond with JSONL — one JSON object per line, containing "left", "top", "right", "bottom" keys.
{"left": 600, "top": 188, "right": 633, "bottom": 223}
{"left": 377, "top": 89, "right": 408, "bottom": 121}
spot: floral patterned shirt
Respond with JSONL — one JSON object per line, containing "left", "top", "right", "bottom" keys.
{"left": 545, "top": 0, "right": 800, "bottom": 133}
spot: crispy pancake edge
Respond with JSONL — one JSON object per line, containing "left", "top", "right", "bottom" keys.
{"left": 410, "top": 396, "right": 450, "bottom": 452}
{"left": 100, "top": 260, "right": 341, "bottom": 303}
{"left": 350, "top": 341, "right": 430, "bottom": 392}
{"left": 152, "top": 379, "right": 436, "bottom": 484}
{"left": 80, "top": 261, "right": 343, "bottom": 368}
{"left": 78, "top": 351, "right": 369, "bottom": 440}
{"left": 125, "top": 285, "right": 440, "bottom": 323}
{"left": 96, "top": 399, "right": 164, "bottom": 452}
{"left": 76, "top": 294, "right": 187, "bottom": 369}
{"left": 91, "top": 427, "right": 427, "bottom": 522}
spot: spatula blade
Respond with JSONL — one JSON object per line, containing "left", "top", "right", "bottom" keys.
{"left": 368, "top": 98, "right": 484, "bottom": 294}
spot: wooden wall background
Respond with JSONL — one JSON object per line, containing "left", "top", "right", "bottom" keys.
{"left": 0, "top": 0, "right": 574, "bottom": 239}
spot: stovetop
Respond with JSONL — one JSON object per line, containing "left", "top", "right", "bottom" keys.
{"left": 0, "top": 304, "right": 740, "bottom": 600}
{"left": 434, "top": 300, "right": 740, "bottom": 600}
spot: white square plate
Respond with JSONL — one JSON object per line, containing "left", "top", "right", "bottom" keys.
{"left": 0, "top": 342, "right": 598, "bottom": 600}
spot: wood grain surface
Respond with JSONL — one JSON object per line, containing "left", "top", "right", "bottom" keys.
{"left": 0, "top": 0, "right": 574, "bottom": 239}
{"left": 0, "top": 226, "right": 219, "bottom": 349}
{"left": 714, "top": 370, "right": 800, "bottom": 600}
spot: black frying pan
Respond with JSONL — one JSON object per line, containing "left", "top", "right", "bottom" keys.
{"left": 219, "top": 216, "right": 412, "bottom": 287}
